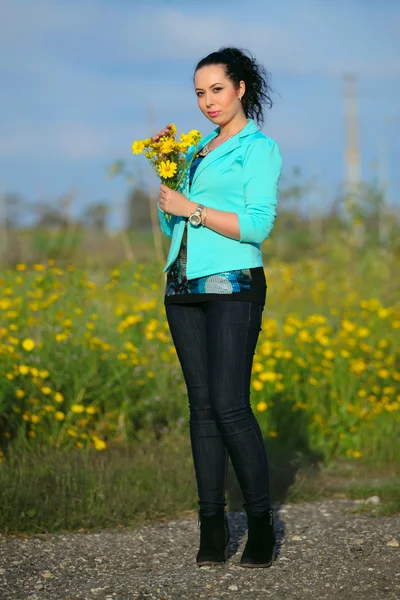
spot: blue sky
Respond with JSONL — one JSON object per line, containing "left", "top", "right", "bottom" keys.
{"left": 1, "top": 0, "right": 399, "bottom": 227}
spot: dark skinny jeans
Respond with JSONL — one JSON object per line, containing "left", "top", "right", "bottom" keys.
{"left": 165, "top": 300, "right": 271, "bottom": 517}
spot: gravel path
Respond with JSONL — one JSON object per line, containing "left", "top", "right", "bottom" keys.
{"left": 1, "top": 500, "right": 399, "bottom": 600}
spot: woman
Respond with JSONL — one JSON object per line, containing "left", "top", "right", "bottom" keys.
{"left": 155, "top": 47, "right": 282, "bottom": 568}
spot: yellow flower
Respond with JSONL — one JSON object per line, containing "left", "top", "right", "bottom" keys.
{"left": 16, "top": 263, "right": 27, "bottom": 271}
{"left": 350, "top": 359, "right": 367, "bottom": 374}
{"left": 342, "top": 320, "right": 356, "bottom": 332}
{"left": 383, "top": 386, "right": 395, "bottom": 395}
{"left": 31, "top": 414, "right": 40, "bottom": 424}
{"left": 22, "top": 338, "right": 35, "bottom": 351}
{"left": 357, "top": 327, "right": 370, "bottom": 338}
{"left": 15, "top": 389, "right": 25, "bottom": 399}
{"left": 252, "top": 380, "right": 264, "bottom": 391}
{"left": 188, "top": 130, "right": 202, "bottom": 144}
{"left": 176, "top": 142, "right": 190, "bottom": 153}
{"left": 158, "top": 160, "right": 177, "bottom": 179}
{"left": 377, "top": 369, "right": 389, "bottom": 379}
{"left": 269, "top": 431, "right": 278, "bottom": 438}
{"left": 54, "top": 392, "right": 64, "bottom": 403}
{"left": 257, "top": 401, "right": 268, "bottom": 412}
{"left": 298, "top": 329, "right": 313, "bottom": 343}
{"left": 132, "top": 140, "right": 145, "bottom": 154}
{"left": 18, "top": 365, "right": 30, "bottom": 375}
{"left": 55, "top": 411, "right": 65, "bottom": 421}
{"left": 41, "top": 386, "right": 52, "bottom": 395}
{"left": 71, "top": 404, "right": 85, "bottom": 413}
{"left": 160, "top": 139, "right": 176, "bottom": 154}
{"left": 259, "top": 371, "right": 278, "bottom": 382}
{"left": 56, "top": 333, "right": 68, "bottom": 343}
{"left": 94, "top": 438, "right": 107, "bottom": 451}
{"left": 179, "top": 133, "right": 192, "bottom": 148}
{"left": 85, "top": 406, "right": 97, "bottom": 415}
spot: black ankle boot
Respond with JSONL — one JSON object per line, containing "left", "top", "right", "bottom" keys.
{"left": 240, "top": 508, "right": 276, "bottom": 568}
{"left": 196, "top": 508, "right": 230, "bottom": 566}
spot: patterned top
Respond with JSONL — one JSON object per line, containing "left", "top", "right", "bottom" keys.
{"left": 164, "top": 153, "right": 266, "bottom": 306}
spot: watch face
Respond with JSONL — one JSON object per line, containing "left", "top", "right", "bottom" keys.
{"left": 190, "top": 214, "right": 201, "bottom": 226}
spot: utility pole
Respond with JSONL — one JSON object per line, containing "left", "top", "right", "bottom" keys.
{"left": 343, "top": 73, "right": 364, "bottom": 247}
{"left": 0, "top": 187, "right": 8, "bottom": 266}
{"left": 377, "top": 135, "right": 390, "bottom": 247}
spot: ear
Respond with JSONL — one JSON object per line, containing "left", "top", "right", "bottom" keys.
{"left": 239, "top": 80, "right": 246, "bottom": 97}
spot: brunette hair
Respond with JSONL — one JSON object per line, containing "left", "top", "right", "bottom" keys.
{"left": 194, "top": 46, "right": 274, "bottom": 127}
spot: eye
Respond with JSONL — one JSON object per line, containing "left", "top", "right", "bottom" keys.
{"left": 196, "top": 91, "right": 204, "bottom": 97}
{"left": 213, "top": 87, "right": 222, "bottom": 93}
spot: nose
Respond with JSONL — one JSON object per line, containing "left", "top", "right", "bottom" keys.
{"left": 204, "top": 94, "right": 214, "bottom": 108}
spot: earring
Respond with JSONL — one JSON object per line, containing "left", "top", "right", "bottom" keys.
{"left": 238, "top": 96, "right": 242, "bottom": 101}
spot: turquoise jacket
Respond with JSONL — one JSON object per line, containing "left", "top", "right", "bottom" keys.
{"left": 157, "top": 118, "right": 282, "bottom": 279}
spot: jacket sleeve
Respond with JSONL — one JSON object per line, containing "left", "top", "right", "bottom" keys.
{"left": 237, "top": 137, "right": 282, "bottom": 244}
{"left": 157, "top": 202, "right": 177, "bottom": 238}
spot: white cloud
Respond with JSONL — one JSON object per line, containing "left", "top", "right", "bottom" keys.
{"left": 2, "top": 0, "right": 398, "bottom": 75}
{"left": 0, "top": 0, "right": 399, "bottom": 161}
{"left": 0, "top": 122, "right": 111, "bottom": 159}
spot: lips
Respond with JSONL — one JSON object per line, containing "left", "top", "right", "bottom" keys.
{"left": 208, "top": 111, "right": 220, "bottom": 117}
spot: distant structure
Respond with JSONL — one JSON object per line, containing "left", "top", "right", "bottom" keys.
{"left": 344, "top": 74, "right": 361, "bottom": 193}
{"left": 343, "top": 73, "right": 364, "bottom": 246}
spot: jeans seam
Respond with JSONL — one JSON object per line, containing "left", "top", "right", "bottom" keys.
{"left": 241, "top": 302, "right": 251, "bottom": 408}
{"left": 222, "top": 447, "right": 228, "bottom": 505}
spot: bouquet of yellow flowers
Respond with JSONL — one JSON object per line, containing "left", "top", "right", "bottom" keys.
{"left": 131, "top": 124, "right": 202, "bottom": 221}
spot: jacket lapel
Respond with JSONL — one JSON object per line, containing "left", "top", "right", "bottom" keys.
{"left": 190, "top": 118, "right": 258, "bottom": 189}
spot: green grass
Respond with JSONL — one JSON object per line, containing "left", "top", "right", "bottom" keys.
{"left": 285, "top": 461, "right": 400, "bottom": 516}
{"left": 1, "top": 431, "right": 398, "bottom": 536}
{"left": 0, "top": 430, "right": 197, "bottom": 536}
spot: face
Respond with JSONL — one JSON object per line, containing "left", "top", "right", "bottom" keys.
{"left": 194, "top": 64, "right": 245, "bottom": 126}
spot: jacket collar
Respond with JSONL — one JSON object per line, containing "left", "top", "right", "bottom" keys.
{"left": 197, "top": 117, "right": 258, "bottom": 151}
{"left": 190, "top": 118, "right": 259, "bottom": 189}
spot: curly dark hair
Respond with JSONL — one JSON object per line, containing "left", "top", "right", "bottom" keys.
{"left": 193, "top": 46, "right": 274, "bottom": 127}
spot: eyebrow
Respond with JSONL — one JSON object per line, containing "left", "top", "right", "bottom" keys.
{"left": 194, "top": 82, "right": 224, "bottom": 91}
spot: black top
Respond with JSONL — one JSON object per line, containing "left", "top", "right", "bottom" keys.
{"left": 164, "top": 153, "right": 267, "bottom": 307}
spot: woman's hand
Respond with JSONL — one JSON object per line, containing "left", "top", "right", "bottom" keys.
{"left": 152, "top": 124, "right": 173, "bottom": 142}
{"left": 159, "top": 184, "right": 194, "bottom": 218}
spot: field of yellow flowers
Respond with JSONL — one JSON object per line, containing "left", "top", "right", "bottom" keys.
{"left": 0, "top": 255, "right": 399, "bottom": 465}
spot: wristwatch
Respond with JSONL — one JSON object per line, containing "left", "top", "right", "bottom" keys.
{"left": 188, "top": 203, "right": 205, "bottom": 226}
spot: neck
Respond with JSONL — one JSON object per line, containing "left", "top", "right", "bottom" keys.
{"left": 218, "top": 114, "right": 248, "bottom": 138}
